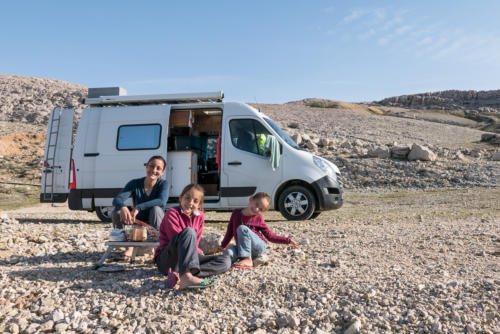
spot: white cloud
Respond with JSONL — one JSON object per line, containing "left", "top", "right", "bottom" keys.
{"left": 343, "top": 9, "right": 367, "bottom": 23}
{"left": 329, "top": 6, "right": 500, "bottom": 67}
{"left": 358, "top": 28, "right": 376, "bottom": 40}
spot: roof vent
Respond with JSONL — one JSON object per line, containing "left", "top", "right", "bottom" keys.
{"left": 87, "top": 87, "right": 127, "bottom": 99}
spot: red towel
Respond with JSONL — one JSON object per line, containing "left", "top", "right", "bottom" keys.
{"left": 216, "top": 130, "right": 221, "bottom": 174}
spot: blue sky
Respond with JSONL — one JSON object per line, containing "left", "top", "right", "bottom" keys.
{"left": 1, "top": 1, "right": 499, "bottom": 103}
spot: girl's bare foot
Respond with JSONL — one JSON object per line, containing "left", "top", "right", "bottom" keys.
{"left": 178, "top": 271, "right": 204, "bottom": 290}
{"left": 235, "top": 256, "right": 253, "bottom": 267}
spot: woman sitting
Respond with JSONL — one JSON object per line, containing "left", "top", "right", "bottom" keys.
{"left": 112, "top": 155, "right": 169, "bottom": 259}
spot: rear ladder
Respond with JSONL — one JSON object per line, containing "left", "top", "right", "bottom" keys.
{"left": 42, "top": 109, "right": 63, "bottom": 201}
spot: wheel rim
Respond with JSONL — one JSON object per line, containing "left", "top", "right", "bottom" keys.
{"left": 99, "top": 207, "right": 113, "bottom": 219}
{"left": 283, "top": 191, "right": 309, "bottom": 216}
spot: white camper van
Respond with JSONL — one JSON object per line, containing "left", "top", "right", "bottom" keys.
{"left": 41, "top": 88, "right": 343, "bottom": 221}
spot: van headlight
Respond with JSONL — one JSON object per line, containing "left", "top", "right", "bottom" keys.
{"left": 313, "top": 156, "right": 336, "bottom": 179}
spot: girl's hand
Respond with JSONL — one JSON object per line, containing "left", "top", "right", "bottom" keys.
{"left": 290, "top": 240, "right": 300, "bottom": 249}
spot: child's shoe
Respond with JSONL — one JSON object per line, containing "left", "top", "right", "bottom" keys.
{"left": 253, "top": 254, "right": 269, "bottom": 266}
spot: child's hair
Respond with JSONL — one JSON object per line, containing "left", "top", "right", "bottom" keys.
{"left": 180, "top": 184, "right": 205, "bottom": 210}
{"left": 146, "top": 155, "right": 166, "bottom": 170}
{"left": 251, "top": 192, "right": 271, "bottom": 211}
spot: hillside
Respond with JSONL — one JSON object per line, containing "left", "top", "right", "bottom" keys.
{"left": 0, "top": 74, "right": 86, "bottom": 124}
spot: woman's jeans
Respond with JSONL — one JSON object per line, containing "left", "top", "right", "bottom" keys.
{"left": 112, "top": 206, "right": 164, "bottom": 229}
{"left": 225, "top": 225, "right": 267, "bottom": 263}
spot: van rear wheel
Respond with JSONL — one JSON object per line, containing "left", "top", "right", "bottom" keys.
{"left": 278, "top": 185, "right": 316, "bottom": 221}
{"left": 96, "top": 206, "right": 113, "bottom": 222}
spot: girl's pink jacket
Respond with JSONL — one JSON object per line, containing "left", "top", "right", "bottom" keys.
{"left": 154, "top": 206, "right": 204, "bottom": 259}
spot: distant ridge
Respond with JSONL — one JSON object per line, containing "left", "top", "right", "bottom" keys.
{"left": 0, "top": 74, "right": 87, "bottom": 124}
{"left": 377, "top": 89, "right": 500, "bottom": 112}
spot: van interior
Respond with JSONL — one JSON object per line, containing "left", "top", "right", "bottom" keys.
{"left": 167, "top": 108, "right": 222, "bottom": 200}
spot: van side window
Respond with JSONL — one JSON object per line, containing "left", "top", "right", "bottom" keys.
{"left": 117, "top": 124, "right": 162, "bottom": 150}
{"left": 229, "top": 119, "right": 271, "bottom": 156}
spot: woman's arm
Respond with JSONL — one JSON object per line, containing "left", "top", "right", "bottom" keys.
{"left": 112, "top": 179, "right": 136, "bottom": 210}
{"left": 135, "top": 180, "right": 169, "bottom": 211}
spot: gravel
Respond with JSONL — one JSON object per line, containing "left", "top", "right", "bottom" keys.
{"left": 1, "top": 188, "right": 499, "bottom": 333}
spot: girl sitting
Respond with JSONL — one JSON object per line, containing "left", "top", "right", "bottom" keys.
{"left": 219, "top": 192, "right": 299, "bottom": 269}
{"left": 154, "top": 184, "right": 231, "bottom": 289}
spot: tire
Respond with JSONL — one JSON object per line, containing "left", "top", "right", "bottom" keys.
{"left": 96, "top": 206, "right": 113, "bottom": 222}
{"left": 309, "top": 212, "right": 321, "bottom": 219}
{"left": 278, "top": 185, "right": 316, "bottom": 220}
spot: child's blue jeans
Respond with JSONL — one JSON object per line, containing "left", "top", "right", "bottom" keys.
{"left": 225, "top": 225, "right": 267, "bottom": 263}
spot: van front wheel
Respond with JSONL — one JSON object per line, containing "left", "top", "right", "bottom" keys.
{"left": 278, "top": 186, "right": 316, "bottom": 221}
{"left": 96, "top": 206, "right": 113, "bottom": 222}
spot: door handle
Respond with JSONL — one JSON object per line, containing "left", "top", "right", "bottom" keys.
{"left": 84, "top": 153, "right": 100, "bottom": 157}
{"left": 228, "top": 161, "right": 242, "bottom": 166}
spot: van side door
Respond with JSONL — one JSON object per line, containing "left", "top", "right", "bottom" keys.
{"left": 221, "top": 117, "right": 283, "bottom": 207}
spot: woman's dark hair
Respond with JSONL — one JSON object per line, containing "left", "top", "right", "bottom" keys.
{"left": 146, "top": 156, "right": 166, "bottom": 170}
{"left": 180, "top": 184, "right": 205, "bottom": 210}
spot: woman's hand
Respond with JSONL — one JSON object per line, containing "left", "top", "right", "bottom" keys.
{"left": 130, "top": 208, "right": 139, "bottom": 222}
{"left": 119, "top": 207, "right": 133, "bottom": 225}
{"left": 290, "top": 240, "right": 300, "bottom": 249}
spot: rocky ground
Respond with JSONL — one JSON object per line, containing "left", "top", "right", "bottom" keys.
{"left": 1, "top": 187, "right": 498, "bottom": 334}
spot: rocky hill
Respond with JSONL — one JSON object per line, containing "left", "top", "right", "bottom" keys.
{"left": 377, "top": 89, "right": 500, "bottom": 112}
{"left": 0, "top": 74, "right": 86, "bottom": 124}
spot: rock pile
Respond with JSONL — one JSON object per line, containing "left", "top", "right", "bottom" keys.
{"left": 282, "top": 127, "right": 498, "bottom": 190}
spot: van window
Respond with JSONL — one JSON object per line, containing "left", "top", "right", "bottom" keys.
{"left": 117, "top": 124, "right": 161, "bottom": 150}
{"left": 229, "top": 119, "right": 271, "bottom": 156}
{"left": 264, "top": 117, "right": 300, "bottom": 149}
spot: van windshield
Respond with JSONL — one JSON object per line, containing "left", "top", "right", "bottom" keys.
{"left": 263, "top": 118, "right": 300, "bottom": 149}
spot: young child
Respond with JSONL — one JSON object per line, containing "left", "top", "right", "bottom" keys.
{"left": 154, "top": 184, "right": 231, "bottom": 289}
{"left": 219, "top": 192, "right": 299, "bottom": 269}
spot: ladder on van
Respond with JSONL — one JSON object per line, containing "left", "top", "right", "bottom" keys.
{"left": 42, "top": 108, "right": 63, "bottom": 202}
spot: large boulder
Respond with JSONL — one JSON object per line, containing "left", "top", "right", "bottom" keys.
{"left": 391, "top": 145, "right": 411, "bottom": 159}
{"left": 199, "top": 234, "right": 223, "bottom": 255}
{"left": 408, "top": 144, "right": 437, "bottom": 161}
{"left": 492, "top": 151, "right": 500, "bottom": 161}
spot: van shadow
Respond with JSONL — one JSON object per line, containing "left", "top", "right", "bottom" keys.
{"left": 8, "top": 265, "right": 166, "bottom": 296}
{"left": 16, "top": 218, "right": 106, "bottom": 225}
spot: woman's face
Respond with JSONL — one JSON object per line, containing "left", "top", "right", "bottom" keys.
{"left": 145, "top": 158, "right": 165, "bottom": 180}
{"left": 180, "top": 189, "right": 203, "bottom": 216}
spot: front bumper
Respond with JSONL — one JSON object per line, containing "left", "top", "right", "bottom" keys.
{"left": 311, "top": 175, "right": 343, "bottom": 210}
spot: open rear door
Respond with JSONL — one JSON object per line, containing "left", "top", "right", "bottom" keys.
{"left": 41, "top": 108, "right": 74, "bottom": 203}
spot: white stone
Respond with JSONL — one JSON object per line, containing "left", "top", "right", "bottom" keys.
{"left": 408, "top": 144, "right": 437, "bottom": 161}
